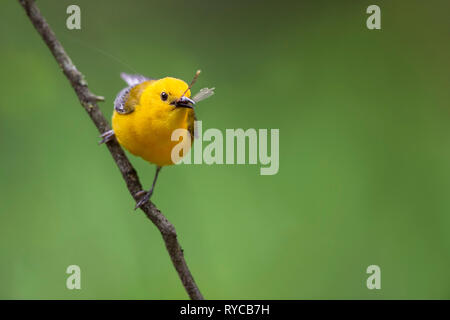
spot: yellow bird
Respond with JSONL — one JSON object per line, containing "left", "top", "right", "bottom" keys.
{"left": 100, "top": 71, "right": 214, "bottom": 209}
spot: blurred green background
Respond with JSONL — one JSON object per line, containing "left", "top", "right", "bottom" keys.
{"left": 1, "top": 0, "right": 449, "bottom": 299}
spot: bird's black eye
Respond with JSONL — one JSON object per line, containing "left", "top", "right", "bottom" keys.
{"left": 161, "top": 92, "right": 168, "bottom": 101}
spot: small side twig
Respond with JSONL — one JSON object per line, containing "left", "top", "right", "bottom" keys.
{"left": 18, "top": 0, "right": 203, "bottom": 300}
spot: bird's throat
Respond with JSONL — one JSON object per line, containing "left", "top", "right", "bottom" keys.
{"left": 171, "top": 107, "right": 192, "bottom": 125}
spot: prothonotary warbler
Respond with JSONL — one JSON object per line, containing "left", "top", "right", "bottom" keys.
{"left": 100, "top": 71, "right": 214, "bottom": 209}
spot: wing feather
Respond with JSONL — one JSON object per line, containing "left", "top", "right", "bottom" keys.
{"left": 115, "top": 73, "right": 154, "bottom": 114}
{"left": 120, "top": 73, "right": 154, "bottom": 86}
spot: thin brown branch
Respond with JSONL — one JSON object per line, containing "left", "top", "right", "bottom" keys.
{"left": 18, "top": 0, "right": 203, "bottom": 300}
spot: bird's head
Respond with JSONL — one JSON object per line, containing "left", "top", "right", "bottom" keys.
{"left": 114, "top": 71, "right": 214, "bottom": 116}
{"left": 141, "top": 77, "right": 195, "bottom": 112}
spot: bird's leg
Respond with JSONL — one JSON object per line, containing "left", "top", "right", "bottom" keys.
{"left": 99, "top": 130, "right": 115, "bottom": 144}
{"left": 134, "top": 166, "right": 162, "bottom": 210}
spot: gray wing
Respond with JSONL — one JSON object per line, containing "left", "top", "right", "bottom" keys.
{"left": 114, "top": 86, "right": 133, "bottom": 114}
{"left": 120, "top": 72, "right": 153, "bottom": 86}
{"left": 115, "top": 73, "right": 154, "bottom": 114}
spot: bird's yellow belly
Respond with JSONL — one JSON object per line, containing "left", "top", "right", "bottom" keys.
{"left": 112, "top": 108, "right": 192, "bottom": 166}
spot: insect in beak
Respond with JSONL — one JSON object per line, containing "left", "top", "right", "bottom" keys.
{"left": 174, "top": 69, "right": 201, "bottom": 109}
{"left": 175, "top": 96, "right": 196, "bottom": 109}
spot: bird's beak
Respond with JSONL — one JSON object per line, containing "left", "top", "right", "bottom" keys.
{"left": 175, "top": 96, "right": 195, "bottom": 109}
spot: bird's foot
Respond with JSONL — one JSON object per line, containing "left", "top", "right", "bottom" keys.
{"left": 134, "top": 190, "right": 153, "bottom": 210}
{"left": 99, "top": 130, "right": 115, "bottom": 144}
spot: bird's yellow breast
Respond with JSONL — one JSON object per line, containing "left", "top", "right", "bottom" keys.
{"left": 112, "top": 82, "right": 194, "bottom": 166}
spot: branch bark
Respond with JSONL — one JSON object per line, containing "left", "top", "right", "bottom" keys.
{"left": 18, "top": 0, "right": 203, "bottom": 300}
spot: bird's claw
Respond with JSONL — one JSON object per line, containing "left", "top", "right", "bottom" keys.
{"left": 99, "top": 130, "right": 115, "bottom": 144}
{"left": 134, "top": 190, "right": 147, "bottom": 198}
{"left": 134, "top": 190, "right": 153, "bottom": 210}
